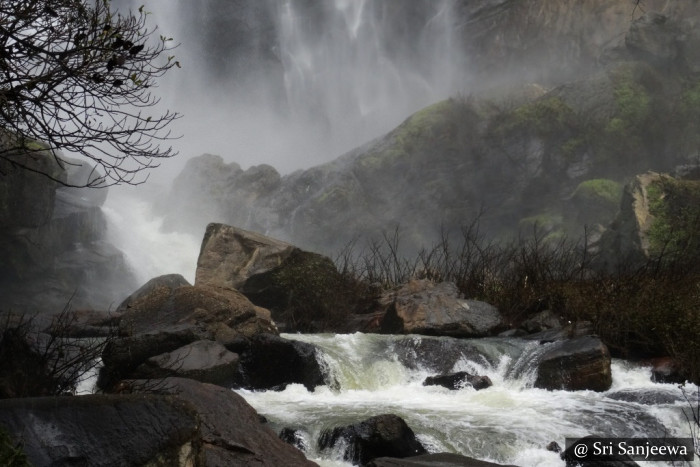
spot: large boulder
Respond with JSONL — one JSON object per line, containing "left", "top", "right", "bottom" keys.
{"left": 195, "top": 223, "right": 298, "bottom": 291}
{"left": 196, "top": 223, "right": 349, "bottom": 332}
{"left": 131, "top": 377, "right": 318, "bottom": 467}
{"left": 379, "top": 280, "right": 505, "bottom": 337}
{"left": 534, "top": 336, "right": 612, "bottom": 391}
{"left": 0, "top": 394, "right": 201, "bottom": 466}
{"left": 117, "top": 273, "right": 191, "bottom": 311}
{"left": 118, "top": 283, "right": 276, "bottom": 340}
{"left": 99, "top": 278, "right": 278, "bottom": 391}
{"left": 318, "top": 414, "right": 427, "bottom": 465}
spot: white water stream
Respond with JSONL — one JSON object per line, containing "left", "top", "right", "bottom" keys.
{"left": 238, "top": 333, "right": 698, "bottom": 467}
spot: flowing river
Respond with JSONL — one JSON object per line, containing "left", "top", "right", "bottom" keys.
{"left": 237, "top": 333, "right": 698, "bottom": 467}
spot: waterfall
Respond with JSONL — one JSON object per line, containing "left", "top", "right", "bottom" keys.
{"left": 111, "top": 0, "right": 470, "bottom": 174}
{"left": 238, "top": 333, "right": 696, "bottom": 467}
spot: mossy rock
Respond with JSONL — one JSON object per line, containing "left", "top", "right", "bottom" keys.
{"left": 241, "top": 249, "right": 348, "bottom": 332}
{"left": 646, "top": 175, "right": 700, "bottom": 258}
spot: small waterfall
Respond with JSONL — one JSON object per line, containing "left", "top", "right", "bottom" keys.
{"left": 238, "top": 333, "right": 697, "bottom": 467}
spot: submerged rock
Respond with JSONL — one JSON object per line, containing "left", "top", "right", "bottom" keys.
{"left": 318, "top": 414, "right": 427, "bottom": 465}
{"left": 534, "top": 336, "right": 612, "bottom": 392}
{"left": 423, "top": 372, "right": 493, "bottom": 391}
{"left": 228, "top": 333, "right": 326, "bottom": 391}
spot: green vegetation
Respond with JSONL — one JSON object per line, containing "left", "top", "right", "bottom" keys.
{"left": 646, "top": 176, "right": 700, "bottom": 258}
{"left": 572, "top": 179, "right": 622, "bottom": 205}
{"left": 0, "top": 428, "right": 28, "bottom": 467}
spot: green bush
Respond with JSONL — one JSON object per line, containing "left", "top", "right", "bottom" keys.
{"left": 0, "top": 428, "right": 28, "bottom": 467}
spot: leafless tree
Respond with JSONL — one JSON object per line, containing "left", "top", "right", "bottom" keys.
{"left": 0, "top": 0, "right": 180, "bottom": 187}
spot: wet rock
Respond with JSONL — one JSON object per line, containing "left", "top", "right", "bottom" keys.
{"left": 562, "top": 436, "right": 641, "bottom": 466}
{"left": 423, "top": 372, "right": 492, "bottom": 391}
{"left": 228, "top": 333, "right": 325, "bottom": 391}
{"left": 520, "top": 310, "right": 564, "bottom": 334}
{"left": 649, "top": 357, "right": 685, "bottom": 384}
{"left": 131, "top": 377, "right": 318, "bottom": 466}
{"left": 606, "top": 388, "right": 683, "bottom": 405}
{"left": 380, "top": 280, "right": 505, "bottom": 338}
{"left": 534, "top": 336, "right": 612, "bottom": 391}
{"left": 117, "top": 273, "right": 191, "bottom": 311}
{"left": 524, "top": 321, "right": 595, "bottom": 342}
{"left": 547, "top": 441, "right": 562, "bottom": 453}
{"left": 367, "top": 452, "right": 520, "bottom": 466}
{"left": 98, "top": 328, "right": 198, "bottom": 391}
{"left": 0, "top": 394, "right": 201, "bottom": 466}
{"left": 195, "top": 222, "right": 299, "bottom": 291}
{"left": 133, "top": 340, "right": 239, "bottom": 386}
{"left": 196, "top": 223, "right": 347, "bottom": 332}
{"left": 118, "top": 283, "right": 276, "bottom": 340}
{"left": 392, "top": 335, "right": 489, "bottom": 374}
{"left": 318, "top": 414, "right": 427, "bottom": 465}
{"left": 279, "top": 427, "right": 310, "bottom": 452}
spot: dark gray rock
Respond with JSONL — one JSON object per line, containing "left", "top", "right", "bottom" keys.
{"left": 423, "top": 372, "right": 493, "bottom": 390}
{"left": 229, "top": 333, "right": 326, "bottom": 391}
{"left": 0, "top": 394, "right": 201, "bottom": 466}
{"left": 133, "top": 340, "right": 240, "bottom": 386}
{"left": 98, "top": 328, "right": 198, "bottom": 391}
{"left": 318, "top": 414, "right": 427, "bottom": 465}
{"left": 133, "top": 377, "right": 317, "bottom": 467}
{"left": 534, "top": 336, "right": 612, "bottom": 391}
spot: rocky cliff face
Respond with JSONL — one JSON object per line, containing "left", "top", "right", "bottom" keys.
{"left": 0, "top": 149, "right": 136, "bottom": 314}
{"left": 162, "top": 5, "right": 700, "bottom": 256}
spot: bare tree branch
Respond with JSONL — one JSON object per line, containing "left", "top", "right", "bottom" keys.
{"left": 0, "top": 0, "right": 181, "bottom": 187}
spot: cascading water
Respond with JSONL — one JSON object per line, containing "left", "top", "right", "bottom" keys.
{"left": 238, "top": 333, "right": 697, "bottom": 467}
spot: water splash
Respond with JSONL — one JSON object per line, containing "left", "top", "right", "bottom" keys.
{"left": 239, "top": 333, "right": 698, "bottom": 467}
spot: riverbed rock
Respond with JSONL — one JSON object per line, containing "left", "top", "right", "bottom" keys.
{"left": 0, "top": 394, "right": 201, "bottom": 466}
{"left": 100, "top": 279, "right": 277, "bottom": 391}
{"left": 118, "top": 283, "right": 276, "bottom": 340}
{"left": 534, "top": 336, "right": 612, "bottom": 391}
{"left": 649, "top": 357, "right": 685, "bottom": 384}
{"left": 132, "top": 340, "right": 240, "bottom": 386}
{"left": 423, "top": 372, "right": 492, "bottom": 391}
{"left": 132, "top": 377, "right": 318, "bottom": 467}
{"left": 318, "top": 414, "right": 427, "bottom": 465}
{"left": 228, "top": 333, "right": 326, "bottom": 391}
{"left": 367, "top": 452, "right": 520, "bottom": 466}
{"left": 380, "top": 280, "right": 505, "bottom": 337}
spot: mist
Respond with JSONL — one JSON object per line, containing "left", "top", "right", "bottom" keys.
{"left": 116, "top": 0, "right": 471, "bottom": 179}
